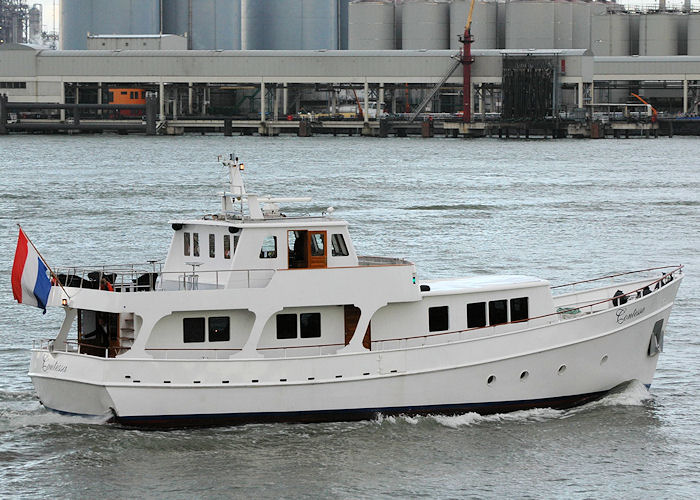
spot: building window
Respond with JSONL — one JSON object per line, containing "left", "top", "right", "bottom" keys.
{"left": 183, "top": 317, "right": 205, "bottom": 343}
{"left": 193, "top": 233, "right": 200, "bottom": 257}
{"left": 467, "top": 302, "right": 486, "bottom": 328}
{"left": 209, "top": 233, "right": 215, "bottom": 258}
{"left": 510, "top": 297, "right": 529, "bottom": 322}
{"left": 489, "top": 300, "right": 508, "bottom": 326}
{"left": 208, "top": 316, "right": 230, "bottom": 342}
{"left": 224, "top": 234, "right": 231, "bottom": 259}
{"left": 428, "top": 306, "right": 449, "bottom": 332}
{"left": 300, "top": 313, "right": 321, "bottom": 338}
{"left": 276, "top": 314, "right": 297, "bottom": 339}
{"left": 184, "top": 232, "right": 191, "bottom": 256}
{"left": 0, "top": 82, "right": 27, "bottom": 89}
{"left": 311, "top": 233, "right": 325, "bottom": 256}
{"left": 331, "top": 234, "right": 349, "bottom": 256}
{"left": 259, "top": 236, "right": 277, "bottom": 259}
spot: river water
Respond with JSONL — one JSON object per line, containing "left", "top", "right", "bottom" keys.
{"left": 0, "top": 135, "right": 698, "bottom": 498}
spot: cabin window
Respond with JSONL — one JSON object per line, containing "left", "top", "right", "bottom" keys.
{"left": 311, "top": 233, "right": 325, "bottom": 257}
{"left": 510, "top": 297, "right": 529, "bottom": 322}
{"left": 183, "top": 317, "right": 205, "bottom": 343}
{"left": 209, "top": 234, "right": 216, "bottom": 258}
{"left": 224, "top": 234, "right": 231, "bottom": 259}
{"left": 184, "top": 232, "right": 191, "bottom": 256}
{"left": 121, "top": 91, "right": 128, "bottom": 95}
{"left": 276, "top": 314, "right": 297, "bottom": 339}
{"left": 428, "top": 306, "right": 449, "bottom": 332}
{"left": 489, "top": 300, "right": 508, "bottom": 326}
{"left": 209, "top": 316, "right": 230, "bottom": 342}
{"left": 193, "top": 233, "right": 200, "bottom": 257}
{"left": 467, "top": 302, "right": 487, "bottom": 328}
{"left": 260, "top": 236, "right": 278, "bottom": 259}
{"left": 300, "top": 313, "right": 321, "bottom": 338}
{"left": 331, "top": 234, "right": 349, "bottom": 256}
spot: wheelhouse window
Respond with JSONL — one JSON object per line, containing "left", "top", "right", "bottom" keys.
{"left": 209, "top": 234, "right": 216, "bottom": 258}
{"left": 183, "top": 317, "right": 205, "bottom": 343}
{"left": 300, "top": 313, "right": 321, "bottom": 338}
{"left": 184, "top": 232, "right": 191, "bottom": 256}
{"left": 208, "top": 316, "right": 230, "bottom": 342}
{"left": 224, "top": 234, "right": 231, "bottom": 259}
{"left": 467, "top": 302, "right": 487, "bottom": 328}
{"left": 428, "top": 306, "right": 449, "bottom": 332}
{"left": 489, "top": 300, "right": 508, "bottom": 326}
{"left": 311, "top": 233, "right": 325, "bottom": 256}
{"left": 331, "top": 234, "right": 349, "bottom": 256}
{"left": 260, "top": 236, "right": 278, "bottom": 259}
{"left": 193, "top": 233, "right": 200, "bottom": 257}
{"left": 276, "top": 314, "right": 297, "bottom": 339}
{"left": 510, "top": 297, "right": 529, "bottom": 322}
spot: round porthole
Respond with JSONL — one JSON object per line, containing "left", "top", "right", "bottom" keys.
{"left": 487, "top": 375, "right": 496, "bottom": 385}
{"left": 600, "top": 355, "right": 608, "bottom": 365}
{"left": 558, "top": 364, "right": 567, "bottom": 375}
{"left": 520, "top": 370, "right": 529, "bottom": 381}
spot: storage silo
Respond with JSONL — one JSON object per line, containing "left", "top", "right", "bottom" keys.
{"left": 638, "top": 13, "right": 678, "bottom": 56}
{"left": 61, "top": 0, "right": 160, "bottom": 49}
{"left": 591, "top": 13, "right": 630, "bottom": 56}
{"left": 348, "top": 1, "right": 395, "bottom": 50}
{"left": 60, "top": 0, "right": 92, "bottom": 49}
{"left": 91, "top": 0, "right": 160, "bottom": 36}
{"left": 339, "top": 0, "right": 353, "bottom": 49}
{"left": 506, "top": 1, "right": 555, "bottom": 49}
{"left": 163, "top": 0, "right": 241, "bottom": 50}
{"left": 449, "top": 0, "right": 498, "bottom": 50}
{"left": 688, "top": 13, "right": 700, "bottom": 56}
{"left": 571, "top": 1, "right": 591, "bottom": 50}
{"left": 554, "top": 1, "right": 573, "bottom": 49}
{"left": 301, "top": 0, "right": 339, "bottom": 50}
{"left": 242, "top": 0, "right": 337, "bottom": 50}
{"left": 401, "top": 0, "right": 449, "bottom": 50}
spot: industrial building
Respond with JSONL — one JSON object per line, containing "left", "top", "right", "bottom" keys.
{"left": 1, "top": 1, "right": 699, "bottom": 136}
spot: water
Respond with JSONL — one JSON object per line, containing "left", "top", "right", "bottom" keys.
{"left": 0, "top": 135, "right": 698, "bottom": 498}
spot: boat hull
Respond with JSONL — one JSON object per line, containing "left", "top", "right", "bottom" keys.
{"left": 29, "top": 278, "right": 680, "bottom": 428}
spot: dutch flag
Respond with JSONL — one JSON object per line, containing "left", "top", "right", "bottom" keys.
{"left": 11, "top": 228, "right": 52, "bottom": 314}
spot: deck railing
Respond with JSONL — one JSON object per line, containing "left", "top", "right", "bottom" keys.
{"left": 52, "top": 263, "right": 276, "bottom": 292}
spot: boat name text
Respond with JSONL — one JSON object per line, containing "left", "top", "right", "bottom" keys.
{"left": 42, "top": 355, "right": 68, "bottom": 374}
{"left": 616, "top": 307, "right": 646, "bottom": 325}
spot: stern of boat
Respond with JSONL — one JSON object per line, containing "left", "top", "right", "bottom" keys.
{"left": 29, "top": 346, "right": 116, "bottom": 418}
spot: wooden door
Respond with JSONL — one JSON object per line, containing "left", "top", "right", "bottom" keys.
{"left": 344, "top": 305, "right": 371, "bottom": 350}
{"left": 308, "top": 231, "right": 327, "bottom": 269}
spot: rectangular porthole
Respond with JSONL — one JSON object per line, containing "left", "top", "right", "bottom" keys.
{"left": 428, "top": 306, "right": 449, "bottom": 332}
{"left": 276, "top": 313, "right": 297, "bottom": 339}
{"left": 183, "top": 317, "right": 205, "bottom": 343}
{"left": 222, "top": 380, "right": 229, "bottom": 384}
{"left": 489, "top": 300, "right": 508, "bottom": 326}
{"left": 510, "top": 297, "right": 529, "bottom": 322}
{"left": 467, "top": 302, "right": 487, "bottom": 328}
{"left": 307, "top": 377, "right": 315, "bottom": 380}
{"left": 163, "top": 380, "right": 171, "bottom": 384}
{"left": 208, "top": 316, "right": 230, "bottom": 342}
{"left": 184, "top": 232, "right": 191, "bottom": 256}
{"left": 193, "top": 381, "right": 201, "bottom": 384}
{"left": 251, "top": 379, "right": 259, "bottom": 383}
{"left": 300, "top": 312, "right": 321, "bottom": 338}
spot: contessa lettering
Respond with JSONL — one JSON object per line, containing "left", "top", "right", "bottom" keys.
{"left": 616, "top": 307, "right": 646, "bottom": 325}
{"left": 42, "top": 355, "right": 68, "bottom": 373}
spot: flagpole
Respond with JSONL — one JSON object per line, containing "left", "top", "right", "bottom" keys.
{"left": 17, "top": 224, "right": 71, "bottom": 299}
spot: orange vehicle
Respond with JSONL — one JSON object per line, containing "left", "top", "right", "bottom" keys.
{"left": 106, "top": 88, "right": 146, "bottom": 117}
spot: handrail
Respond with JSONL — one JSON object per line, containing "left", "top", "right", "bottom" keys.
{"left": 374, "top": 266, "right": 682, "bottom": 345}
{"left": 551, "top": 265, "right": 683, "bottom": 289}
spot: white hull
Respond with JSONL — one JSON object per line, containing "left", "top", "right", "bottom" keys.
{"left": 30, "top": 278, "right": 680, "bottom": 427}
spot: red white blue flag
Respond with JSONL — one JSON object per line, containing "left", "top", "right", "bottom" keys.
{"left": 12, "top": 228, "right": 51, "bottom": 313}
